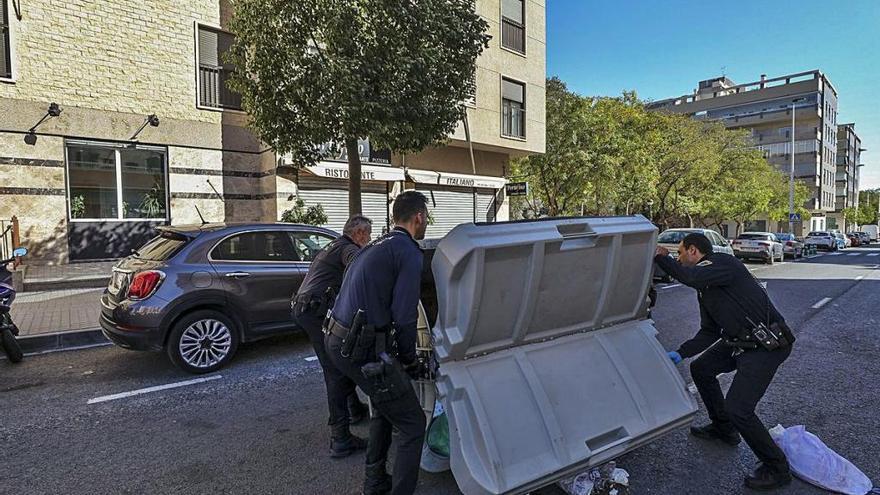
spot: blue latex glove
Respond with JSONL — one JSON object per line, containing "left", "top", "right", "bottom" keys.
{"left": 668, "top": 351, "right": 682, "bottom": 364}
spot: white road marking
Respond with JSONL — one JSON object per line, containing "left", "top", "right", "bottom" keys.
{"left": 304, "top": 356, "right": 319, "bottom": 362}
{"left": 87, "top": 375, "right": 222, "bottom": 404}
{"left": 847, "top": 253, "right": 861, "bottom": 257}
{"left": 868, "top": 253, "right": 880, "bottom": 257}
{"left": 828, "top": 252, "right": 843, "bottom": 256}
{"left": 660, "top": 284, "right": 682, "bottom": 290}
{"left": 855, "top": 276, "right": 864, "bottom": 281}
{"left": 811, "top": 297, "right": 833, "bottom": 309}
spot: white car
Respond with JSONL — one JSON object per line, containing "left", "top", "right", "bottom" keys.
{"left": 804, "top": 231, "right": 837, "bottom": 251}
{"left": 733, "top": 232, "right": 785, "bottom": 264}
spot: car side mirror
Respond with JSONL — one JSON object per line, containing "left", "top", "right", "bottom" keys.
{"left": 13, "top": 247, "right": 28, "bottom": 257}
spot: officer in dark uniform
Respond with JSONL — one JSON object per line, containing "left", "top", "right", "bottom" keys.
{"left": 324, "top": 191, "right": 429, "bottom": 495}
{"left": 292, "top": 215, "right": 372, "bottom": 458}
{"left": 655, "top": 232, "right": 795, "bottom": 491}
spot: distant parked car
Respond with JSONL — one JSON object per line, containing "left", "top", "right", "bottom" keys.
{"left": 834, "top": 232, "right": 849, "bottom": 249}
{"left": 775, "top": 233, "right": 804, "bottom": 259}
{"left": 804, "top": 231, "right": 837, "bottom": 251}
{"left": 847, "top": 233, "right": 862, "bottom": 247}
{"left": 864, "top": 225, "right": 879, "bottom": 243}
{"left": 654, "top": 228, "right": 734, "bottom": 280}
{"left": 100, "top": 223, "right": 339, "bottom": 373}
{"left": 857, "top": 232, "right": 870, "bottom": 245}
{"left": 732, "top": 232, "right": 785, "bottom": 264}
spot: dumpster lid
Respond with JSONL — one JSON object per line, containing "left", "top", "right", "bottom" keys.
{"left": 430, "top": 216, "right": 697, "bottom": 494}
{"left": 430, "top": 216, "right": 658, "bottom": 362}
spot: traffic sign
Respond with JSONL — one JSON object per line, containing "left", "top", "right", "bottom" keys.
{"left": 789, "top": 213, "right": 802, "bottom": 222}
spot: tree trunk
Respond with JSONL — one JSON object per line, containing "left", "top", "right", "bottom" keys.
{"left": 345, "top": 137, "right": 362, "bottom": 216}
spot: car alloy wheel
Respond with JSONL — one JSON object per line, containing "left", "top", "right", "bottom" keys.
{"left": 179, "top": 318, "right": 233, "bottom": 370}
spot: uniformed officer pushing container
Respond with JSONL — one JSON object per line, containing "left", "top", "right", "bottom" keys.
{"left": 292, "top": 215, "right": 373, "bottom": 458}
{"left": 325, "top": 191, "right": 429, "bottom": 495}
{"left": 655, "top": 233, "right": 796, "bottom": 491}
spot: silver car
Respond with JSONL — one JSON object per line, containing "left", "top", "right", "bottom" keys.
{"left": 733, "top": 232, "right": 785, "bottom": 264}
{"left": 654, "top": 228, "right": 734, "bottom": 280}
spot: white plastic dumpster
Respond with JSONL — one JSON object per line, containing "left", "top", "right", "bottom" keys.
{"left": 428, "top": 216, "right": 697, "bottom": 495}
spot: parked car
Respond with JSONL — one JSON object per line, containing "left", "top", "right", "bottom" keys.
{"left": 732, "top": 232, "right": 785, "bottom": 264}
{"left": 774, "top": 233, "right": 804, "bottom": 259}
{"left": 804, "top": 231, "right": 837, "bottom": 251}
{"left": 863, "top": 225, "right": 879, "bottom": 243}
{"left": 100, "top": 223, "right": 339, "bottom": 373}
{"left": 857, "top": 232, "right": 871, "bottom": 245}
{"left": 834, "top": 232, "right": 849, "bottom": 249}
{"left": 653, "top": 228, "right": 733, "bottom": 280}
{"left": 847, "top": 233, "right": 862, "bottom": 247}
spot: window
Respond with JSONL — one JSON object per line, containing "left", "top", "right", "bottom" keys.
{"left": 136, "top": 231, "right": 189, "bottom": 261}
{"left": 289, "top": 232, "right": 334, "bottom": 262}
{"left": 197, "top": 25, "right": 241, "bottom": 110}
{"left": 501, "top": 78, "right": 526, "bottom": 139}
{"left": 66, "top": 142, "right": 168, "bottom": 221}
{"left": 501, "top": 0, "right": 525, "bottom": 54}
{"left": 1, "top": 0, "right": 11, "bottom": 79}
{"left": 212, "top": 232, "right": 297, "bottom": 262}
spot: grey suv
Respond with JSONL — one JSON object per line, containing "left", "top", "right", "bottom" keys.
{"left": 100, "top": 223, "right": 338, "bottom": 373}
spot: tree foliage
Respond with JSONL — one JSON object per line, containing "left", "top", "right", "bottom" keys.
{"left": 513, "top": 78, "right": 815, "bottom": 234}
{"left": 228, "top": 0, "right": 490, "bottom": 214}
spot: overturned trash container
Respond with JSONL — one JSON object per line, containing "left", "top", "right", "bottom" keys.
{"left": 427, "top": 216, "right": 697, "bottom": 495}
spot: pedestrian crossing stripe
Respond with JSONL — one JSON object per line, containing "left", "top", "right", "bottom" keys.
{"left": 868, "top": 253, "right": 880, "bottom": 257}
{"left": 828, "top": 252, "right": 843, "bottom": 256}
{"left": 847, "top": 253, "right": 861, "bottom": 256}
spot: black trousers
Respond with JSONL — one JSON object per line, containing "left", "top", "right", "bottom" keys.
{"left": 690, "top": 341, "right": 793, "bottom": 473}
{"left": 297, "top": 307, "right": 359, "bottom": 430}
{"left": 326, "top": 333, "right": 426, "bottom": 495}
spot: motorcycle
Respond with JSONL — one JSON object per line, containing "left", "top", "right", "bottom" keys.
{"left": 0, "top": 245, "right": 27, "bottom": 363}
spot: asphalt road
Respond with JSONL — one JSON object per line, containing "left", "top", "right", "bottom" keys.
{"left": 2, "top": 246, "right": 879, "bottom": 494}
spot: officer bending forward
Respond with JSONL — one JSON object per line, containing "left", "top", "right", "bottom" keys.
{"left": 325, "top": 191, "right": 429, "bottom": 495}
{"left": 292, "top": 215, "right": 372, "bottom": 458}
{"left": 655, "top": 233, "right": 795, "bottom": 491}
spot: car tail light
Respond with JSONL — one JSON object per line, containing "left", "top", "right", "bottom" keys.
{"left": 758, "top": 241, "right": 772, "bottom": 246}
{"left": 128, "top": 270, "right": 164, "bottom": 300}
{"left": 786, "top": 241, "right": 794, "bottom": 246}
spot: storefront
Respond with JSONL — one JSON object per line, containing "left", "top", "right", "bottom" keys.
{"left": 406, "top": 169, "right": 506, "bottom": 238}
{"left": 295, "top": 162, "right": 404, "bottom": 233}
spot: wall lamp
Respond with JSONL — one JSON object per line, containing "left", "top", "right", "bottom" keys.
{"left": 23, "top": 102, "right": 62, "bottom": 145}
{"left": 129, "top": 114, "right": 160, "bottom": 141}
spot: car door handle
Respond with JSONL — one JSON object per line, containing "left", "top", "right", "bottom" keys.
{"left": 225, "top": 272, "right": 251, "bottom": 279}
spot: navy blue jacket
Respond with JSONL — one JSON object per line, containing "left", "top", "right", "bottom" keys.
{"left": 332, "top": 227, "right": 423, "bottom": 363}
{"left": 654, "top": 251, "right": 786, "bottom": 358}
{"left": 296, "top": 235, "right": 360, "bottom": 298}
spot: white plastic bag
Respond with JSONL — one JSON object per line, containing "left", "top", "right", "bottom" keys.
{"left": 558, "top": 463, "right": 629, "bottom": 495}
{"left": 769, "top": 424, "right": 873, "bottom": 495}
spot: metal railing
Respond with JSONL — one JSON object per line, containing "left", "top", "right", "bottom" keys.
{"left": 501, "top": 18, "right": 525, "bottom": 53}
{"left": 502, "top": 104, "right": 526, "bottom": 139}
{"left": 0, "top": 216, "right": 20, "bottom": 264}
{"left": 199, "top": 65, "right": 242, "bottom": 110}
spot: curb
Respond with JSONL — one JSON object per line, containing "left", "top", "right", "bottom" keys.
{"left": 23, "top": 276, "right": 111, "bottom": 293}
{"left": 16, "top": 328, "right": 110, "bottom": 355}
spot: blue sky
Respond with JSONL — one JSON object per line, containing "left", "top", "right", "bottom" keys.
{"left": 546, "top": 0, "right": 880, "bottom": 189}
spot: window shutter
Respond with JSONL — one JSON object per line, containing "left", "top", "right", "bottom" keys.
{"left": 198, "top": 27, "right": 219, "bottom": 67}
{"left": 502, "top": 79, "right": 524, "bottom": 104}
{"left": 1, "top": 0, "right": 10, "bottom": 78}
{"left": 501, "top": 0, "right": 523, "bottom": 24}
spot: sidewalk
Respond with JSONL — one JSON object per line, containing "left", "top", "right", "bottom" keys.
{"left": 11, "top": 287, "right": 104, "bottom": 337}
{"left": 22, "top": 261, "right": 116, "bottom": 292}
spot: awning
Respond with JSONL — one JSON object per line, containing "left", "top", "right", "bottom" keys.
{"left": 406, "top": 168, "right": 507, "bottom": 189}
{"left": 303, "top": 161, "right": 405, "bottom": 182}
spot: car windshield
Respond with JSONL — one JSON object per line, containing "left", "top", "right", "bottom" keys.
{"left": 737, "top": 234, "right": 771, "bottom": 240}
{"left": 808, "top": 232, "right": 829, "bottom": 237}
{"left": 776, "top": 234, "right": 794, "bottom": 241}
{"left": 135, "top": 232, "right": 189, "bottom": 261}
{"left": 657, "top": 230, "right": 696, "bottom": 244}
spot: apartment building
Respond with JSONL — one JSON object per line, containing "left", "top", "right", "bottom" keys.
{"left": 830, "top": 123, "right": 862, "bottom": 232}
{"left": 0, "top": 0, "right": 546, "bottom": 263}
{"left": 648, "top": 70, "right": 839, "bottom": 235}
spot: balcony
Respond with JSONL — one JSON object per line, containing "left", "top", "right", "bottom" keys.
{"left": 502, "top": 105, "right": 526, "bottom": 139}
{"left": 199, "top": 65, "right": 242, "bottom": 110}
{"left": 501, "top": 18, "right": 525, "bottom": 54}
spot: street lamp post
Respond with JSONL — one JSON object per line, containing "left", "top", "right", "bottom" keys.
{"left": 788, "top": 97, "right": 810, "bottom": 234}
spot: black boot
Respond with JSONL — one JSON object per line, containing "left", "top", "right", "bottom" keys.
{"left": 744, "top": 463, "right": 792, "bottom": 491}
{"left": 363, "top": 460, "right": 392, "bottom": 495}
{"left": 690, "top": 423, "right": 742, "bottom": 446}
{"left": 329, "top": 425, "right": 367, "bottom": 459}
{"left": 349, "top": 397, "right": 369, "bottom": 425}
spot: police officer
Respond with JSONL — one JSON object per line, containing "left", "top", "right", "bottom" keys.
{"left": 325, "top": 191, "right": 429, "bottom": 495}
{"left": 655, "top": 233, "right": 795, "bottom": 491}
{"left": 292, "top": 215, "right": 372, "bottom": 458}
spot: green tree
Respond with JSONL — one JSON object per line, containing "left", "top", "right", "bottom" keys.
{"left": 228, "top": 0, "right": 489, "bottom": 215}
{"left": 281, "top": 199, "right": 329, "bottom": 226}
{"left": 857, "top": 189, "right": 880, "bottom": 225}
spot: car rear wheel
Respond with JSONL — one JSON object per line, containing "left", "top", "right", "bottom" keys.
{"left": 167, "top": 310, "right": 239, "bottom": 374}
